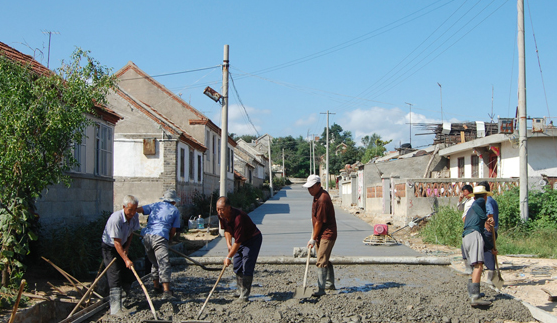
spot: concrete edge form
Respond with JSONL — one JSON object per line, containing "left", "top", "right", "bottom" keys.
{"left": 172, "top": 256, "right": 451, "bottom": 266}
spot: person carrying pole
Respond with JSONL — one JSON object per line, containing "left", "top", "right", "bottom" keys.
{"left": 303, "top": 175, "right": 337, "bottom": 297}
{"left": 216, "top": 196, "right": 262, "bottom": 302}
{"left": 461, "top": 185, "right": 496, "bottom": 307}
{"left": 101, "top": 195, "right": 140, "bottom": 315}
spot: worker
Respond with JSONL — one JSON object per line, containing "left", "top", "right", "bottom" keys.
{"left": 478, "top": 181, "right": 499, "bottom": 286}
{"left": 137, "top": 189, "right": 181, "bottom": 300}
{"left": 458, "top": 184, "right": 474, "bottom": 274}
{"left": 217, "top": 196, "right": 262, "bottom": 302}
{"left": 304, "top": 174, "right": 337, "bottom": 297}
{"left": 461, "top": 185, "right": 495, "bottom": 307}
{"left": 101, "top": 195, "right": 140, "bottom": 315}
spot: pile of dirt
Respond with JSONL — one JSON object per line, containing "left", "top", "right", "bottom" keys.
{"left": 94, "top": 263, "right": 535, "bottom": 323}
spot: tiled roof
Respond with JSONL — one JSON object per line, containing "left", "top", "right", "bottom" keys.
{"left": 0, "top": 41, "right": 51, "bottom": 76}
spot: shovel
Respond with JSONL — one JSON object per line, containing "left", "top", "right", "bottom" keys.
{"left": 180, "top": 263, "right": 227, "bottom": 323}
{"left": 490, "top": 225, "right": 504, "bottom": 290}
{"left": 294, "top": 246, "right": 313, "bottom": 299}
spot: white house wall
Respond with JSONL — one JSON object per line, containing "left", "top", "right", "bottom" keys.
{"left": 500, "top": 140, "right": 519, "bottom": 177}
{"left": 114, "top": 139, "right": 164, "bottom": 177}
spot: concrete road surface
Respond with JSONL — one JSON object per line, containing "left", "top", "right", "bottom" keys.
{"left": 190, "top": 184, "right": 419, "bottom": 258}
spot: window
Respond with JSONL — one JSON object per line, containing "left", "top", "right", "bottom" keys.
{"left": 197, "top": 155, "right": 202, "bottom": 182}
{"left": 218, "top": 139, "right": 221, "bottom": 164}
{"left": 95, "top": 124, "right": 112, "bottom": 177}
{"left": 180, "top": 148, "right": 185, "bottom": 178}
{"left": 72, "top": 131, "right": 86, "bottom": 173}
{"left": 230, "top": 148, "right": 234, "bottom": 173}
{"left": 457, "top": 157, "right": 465, "bottom": 178}
{"left": 471, "top": 155, "right": 479, "bottom": 178}
{"left": 189, "top": 148, "right": 194, "bottom": 180}
{"left": 213, "top": 135, "right": 217, "bottom": 174}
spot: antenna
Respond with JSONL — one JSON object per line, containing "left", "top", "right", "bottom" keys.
{"left": 41, "top": 30, "right": 60, "bottom": 68}
{"left": 405, "top": 102, "right": 413, "bottom": 146}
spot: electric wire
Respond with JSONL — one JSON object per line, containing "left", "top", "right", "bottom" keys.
{"left": 118, "top": 65, "right": 221, "bottom": 81}
{"left": 229, "top": 73, "right": 260, "bottom": 137}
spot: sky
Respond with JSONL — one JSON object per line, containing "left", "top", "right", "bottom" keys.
{"left": 2, "top": 0, "right": 556, "bottom": 150}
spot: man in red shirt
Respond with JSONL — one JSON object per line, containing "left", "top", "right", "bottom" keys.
{"left": 217, "top": 196, "right": 262, "bottom": 302}
{"left": 304, "top": 175, "right": 337, "bottom": 297}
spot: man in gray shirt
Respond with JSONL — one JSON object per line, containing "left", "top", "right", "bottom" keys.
{"left": 101, "top": 195, "right": 140, "bottom": 315}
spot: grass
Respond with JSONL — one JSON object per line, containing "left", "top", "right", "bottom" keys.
{"left": 497, "top": 227, "right": 557, "bottom": 258}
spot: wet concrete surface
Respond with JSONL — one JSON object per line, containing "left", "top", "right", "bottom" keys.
{"left": 92, "top": 263, "right": 535, "bottom": 323}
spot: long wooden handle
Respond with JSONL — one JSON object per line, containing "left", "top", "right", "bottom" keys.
{"left": 8, "top": 279, "right": 26, "bottom": 323}
{"left": 67, "top": 257, "right": 116, "bottom": 318}
{"left": 130, "top": 265, "right": 158, "bottom": 321}
{"left": 302, "top": 247, "right": 311, "bottom": 289}
{"left": 196, "top": 264, "right": 227, "bottom": 320}
{"left": 490, "top": 224, "right": 501, "bottom": 272}
{"left": 42, "top": 257, "right": 103, "bottom": 299}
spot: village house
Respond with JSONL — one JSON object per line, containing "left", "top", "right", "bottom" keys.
{"left": 0, "top": 42, "right": 123, "bottom": 229}
{"left": 235, "top": 139, "right": 267, "bottom": 188}
{"left": 114, "top": 61, "right": 237, "bottom": 199}
{"left": 106, "top": 86, "right": 207, "bottom": 214}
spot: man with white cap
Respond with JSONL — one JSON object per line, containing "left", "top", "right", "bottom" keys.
{"left": 461, "top": 185, "right": 496, "bottom": 307}
{"left": 303, "top": 174, "right": 337, "bottom": 297}
{"left": 137, "top": 189, "right": 181, "bottom": 300}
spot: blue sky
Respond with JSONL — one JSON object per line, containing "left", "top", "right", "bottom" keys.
{"left": 2, "top": 0, "right": 556, "bottom": 150}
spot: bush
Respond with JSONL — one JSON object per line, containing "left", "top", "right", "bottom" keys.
{"left": 190, "top": 190, "right": 219, "bottom": 220}
{"left": 420, "top": 206, "right": 462, "bottom": 248}
{"left": 228, "top": 184, "right": 263, "bottom": 211}
{"left": 496, "top": 186, "right": 557, "bottom": 230}
{"left": 498, "top": 227, "right": 557, "bottom": 258}
{"left": 39, "top": 211, "right": 144, "bottom": 278}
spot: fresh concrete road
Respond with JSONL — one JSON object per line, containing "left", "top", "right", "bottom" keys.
{"left": 190, "top": 184, "right": 419, "bottom": 258}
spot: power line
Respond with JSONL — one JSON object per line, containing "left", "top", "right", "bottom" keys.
{"left": 119, "top": 65, "right": 222, "bottom": 81}
{"left": 229, "top": 73, "right": 260, "bottom": 137}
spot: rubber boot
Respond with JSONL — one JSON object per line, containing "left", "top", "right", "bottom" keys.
{"left": 485, "top": 270, "right": 495, "bottom": 286}
{"left": 235, "top": 273, "right": 243, "bottom": 297}
{"left": 239, "top": 276, "right": 253, "bottom": 302}
{"left": 468, "top": 279, "right": 485, "bottom": 299}
{"left": 312, "top": 267, "right": 327, "bottom": 297}
{"left": 109, "top": 287, "right": 123, "bottom": 315}
{"left": 325, "top": 263, "right": 336, "bottom": 290}
{"left": 470, "top": 283, "right": 491, "bottom": 307}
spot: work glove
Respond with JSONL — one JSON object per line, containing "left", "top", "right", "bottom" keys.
{"left": 307, "top": 239, "right": 316, "bottom": 248}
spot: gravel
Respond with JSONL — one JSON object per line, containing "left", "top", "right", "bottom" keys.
{"left": 92, "top": 263, "right": 535, "bottom": 323}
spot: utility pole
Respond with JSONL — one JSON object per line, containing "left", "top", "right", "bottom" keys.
{"left": 282, "top": 148, "right": 285, "bottom": 178}
{"left": 405, "top": 102, "right": 413, "bottom": 146}
{"left": 219, "top": 45, "right": 229, "bottom": 198}
{"left": 268, "top": 136, "right": 273, "bottom": 196}
{"left": 437, "top": 83, "right": 443, "bottom": 123}
{"left": 517, "top": 0, "right": 529, "bottom": 222}
{"left": 320, "top": 111, "right": 335, "bottom": 190}
{"left": 310, "top": 134, "right": 315, "bottom": 175}
{"left": 41, "top": 30, "right": 59, "bottom": 69}
{"left": 308, "top": 132, "right": 313, "bottom": 175}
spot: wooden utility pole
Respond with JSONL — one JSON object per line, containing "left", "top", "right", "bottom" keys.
{"left": 517, "top": 0, "right": 529, "bottom": 222}
{"left": 320, "top": 111, "right": 335, "bottom": 190}
{"left": 282, "top": 148, "right": 285, "bottom": 178}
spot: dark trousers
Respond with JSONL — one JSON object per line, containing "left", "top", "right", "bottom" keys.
{"left": 483, "top": 231, "right": 497, "bottom": 270}
{"left": 233, "top": 233, "right": 262, "bottom": 277}
{"left": 101, "top": 243, "right": 134, "bottom": 289}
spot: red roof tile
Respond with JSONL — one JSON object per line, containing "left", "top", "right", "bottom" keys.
{"left": 0, "top": 41, "right": 51, "bottom": 76}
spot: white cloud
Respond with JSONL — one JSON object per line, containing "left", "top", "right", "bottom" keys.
{"left": 294, "top": 113, "right": 318, "bottom": 127}
{"left": 212, "top": 104, "right": 270, "bottom": 136}
{"left": 339, "top": 106, "right": 447, "bottom": 150}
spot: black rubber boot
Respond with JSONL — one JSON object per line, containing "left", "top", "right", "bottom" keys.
{"left": 325, "top": 263, "right": 336, "bottom": 290}
{"left": 312, "top": 267, "right": 327, "bottom": 297}
{"left": 235, "top": 273, "right": 243, "bottom": 297}
{"left": 470, "top": 283, "right": 491, "bottom": 307}
{"left": 109, "top": 287, "right": 122, "bottom": 315}
{"left": 239, "top": 276, "right": 253, "bottom": 302}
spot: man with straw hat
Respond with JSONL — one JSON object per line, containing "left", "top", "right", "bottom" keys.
{"left": 461, "top": 185, "right": 496, "bottom": 307}
{"left": 137, "top": 189, "right": 181, "bottom": 300}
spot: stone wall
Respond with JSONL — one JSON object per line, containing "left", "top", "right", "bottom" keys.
{"left": 35, "top": 174, "right": 114, "bottom": 231}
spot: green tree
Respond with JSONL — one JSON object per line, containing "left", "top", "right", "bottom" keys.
{"left": 360, "top": 134, "right": 392, "bottom": 164}
{"left": 0, "top": 48, "right": 116, "bottom": 286}
{"left": 317, "top": 123, "right": 362, "bottom": 174}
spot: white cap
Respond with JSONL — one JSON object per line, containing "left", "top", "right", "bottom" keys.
{"left": 302, "top": 175, "right": 321, "bottom": 188}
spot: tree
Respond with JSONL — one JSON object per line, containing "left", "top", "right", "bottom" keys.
{"left": 0, "top": 48, "right": 116, "bottom": 287}
{"left": 317, "top": 123, "right": 362, "bottom": 174}
{"left": 360, "top": 134, "right": 392, "bottom": 164}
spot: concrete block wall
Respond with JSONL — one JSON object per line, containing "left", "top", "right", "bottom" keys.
{"left": 35, "top": 174, "right": 114, "bottom": 231}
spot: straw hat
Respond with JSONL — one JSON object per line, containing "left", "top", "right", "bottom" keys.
{"left": 469, "top": 185, "right": 493, "bottom": 197}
